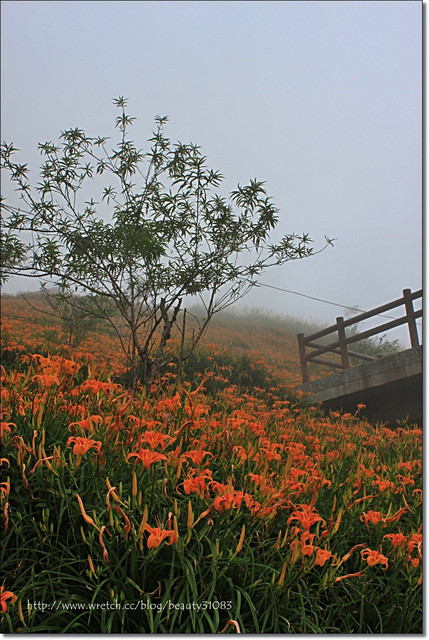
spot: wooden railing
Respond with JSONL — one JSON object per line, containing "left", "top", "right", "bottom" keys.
{"left": 297, "top": 288, "right": 422, "bottom": 384}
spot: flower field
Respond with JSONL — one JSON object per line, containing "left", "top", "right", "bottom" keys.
{"left": 1, "top": 297, "right": 423, "bottom": 633}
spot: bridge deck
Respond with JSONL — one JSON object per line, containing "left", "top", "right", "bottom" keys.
{"left": 295, "top": 346, "right": 423, "bottom": 426}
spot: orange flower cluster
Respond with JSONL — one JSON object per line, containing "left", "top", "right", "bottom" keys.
{"left": 0, "top": 294, "right": 423, "bottom": 610}
{"left": 1, "top": 585, "right": 17, "bottom": 614}
{"left": 67, "top": 436, "right": 102, "bottom": 467}
{"left": 144, "top": 523, "right": 177, "bottom": 549}
{"left": 361, "top": 548, "right": 389, "bottom": 569}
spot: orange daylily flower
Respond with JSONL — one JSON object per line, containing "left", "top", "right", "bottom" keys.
{"left": 360, "top": 510, "right": 383, "bottom": 529}
{"left": 68, "top": 415, "right": 103, "bottom": 433}
{"left": 80, "top": 379, "right": 110, "bottom": 395}
{"left": 289, "top": 538, "right": 301, "bottom": 564}
{"left": 182, "top": 449, "right": 213, "bottom": 465}
{"left": 406, "top": 532, "right": 422, "bottom": 566}
{"left": 314, "top": 548, "right": 334, "bottom": 567}
{"left": 300, "top": 542, "right": 315, "bottom": 557}
{"left": 138, "top": 430, "right": 172, "bottom": 451}
{"left": 407, "top": 532, "right": 422, "bottom": 554}
{"left": 180, "top": 468, "right": 212, "bottom": 498}
{"left": 127, "top": 448, "right": 167, "bottom": 469}
{"left": 233, "top": 445, "right": 248, "bottom": 463}
{"left": 299, "top": 531, "right": 315, "bottom": 556}
{"left": 383, "top": 532, "right": 407, "bottom": 549}
{"left": 258, "top": 448, "right": 282, "bottom": 463}
{"left": 372, "top": 479, "right": 395, "bottom": 493}
{"left": 144, "top": 523, "right": 177, "bottom": 549}
{"left": 1, "top": 586, "right": 17, "bottom": 613}
{"left": 361, "top": 548, "right": 389, "bottom": 569}
{"left": 0, "top": 422, "right": 15, "bottom": 439}
{"left": 161, "top": 392, "right": 181, "bottom": 412}
{"left": 287, "top": 504, "right": 325, "bottom": 530}
{"left": 67, "top": 436, "right": 102, "bottom": 467}
{"left": 396, "top": 475, "right": 415, "bottom": 487}
{"left": 213, "top": 492, "right": 236, "bottom": 513}
{"left": 67, "top": 436, "right": 102, "bottom": 456}
{"left": 32, "top": 372, "right": 61, "bottom": 388}
{"left": 213, "top": 490, "right": 244, "bottom": 513}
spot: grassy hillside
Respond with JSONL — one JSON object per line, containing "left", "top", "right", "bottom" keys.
{"left": 1, "top": 292, "right": 401, "bottom": 392}
{"left": 0, "top": 291, "right": 422, "bottom": 633}
{"left": 1, "top": 293, "right": 322, "bottom": 386}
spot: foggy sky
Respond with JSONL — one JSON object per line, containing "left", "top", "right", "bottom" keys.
{"left": 1, "top": 1, "right": 422, "bottom": 335}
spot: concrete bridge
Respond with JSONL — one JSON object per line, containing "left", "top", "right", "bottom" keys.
{"left": 295, "top": 289, "right": 422, "bottom": 426}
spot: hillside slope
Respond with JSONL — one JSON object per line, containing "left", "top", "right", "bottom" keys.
{"left": 1, "top": 294, "right": 320, "bottom": 387}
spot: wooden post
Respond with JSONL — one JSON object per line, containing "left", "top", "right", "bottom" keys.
{"left": 297, "top": 333, "right": 310, "bottom": 383}
{"left": 336, "top": 317, "right": 350, "bottom": 370}
{"left": 403, "top": 288, "right": 419, "bottom": 347}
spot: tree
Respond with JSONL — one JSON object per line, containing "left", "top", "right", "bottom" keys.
{"left": 1, "top": 97, "right": 333, "bottom": 389}
{"left": 343, "top": 305, "right": 400, "bottom": 362}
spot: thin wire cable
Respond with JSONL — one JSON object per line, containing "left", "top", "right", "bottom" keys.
{"left": 257, "top": 281, "right": 423, "bottom": 325}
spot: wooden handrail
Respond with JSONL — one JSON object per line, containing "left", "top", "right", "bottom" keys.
{"left": 305, "top": 341, "right": 379, "bottom": 362}
{"left": 297, "top": 288, "right": 422, "bottom": 383}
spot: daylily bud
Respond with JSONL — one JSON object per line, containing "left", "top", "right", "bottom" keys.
{"left": 88, "top": 554, "right": 96, "bottom": 576}
{"left": 139, "top": 505, "right": 148, "bottom": 538}
{"left": 187, "top": 501, "right": 194, "bottom": 530}
{"left": 234, "top": 525, "right": 246, "bottom": 555}
{"left": 278, "top": 561, "right": 287, "bottom": 586}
